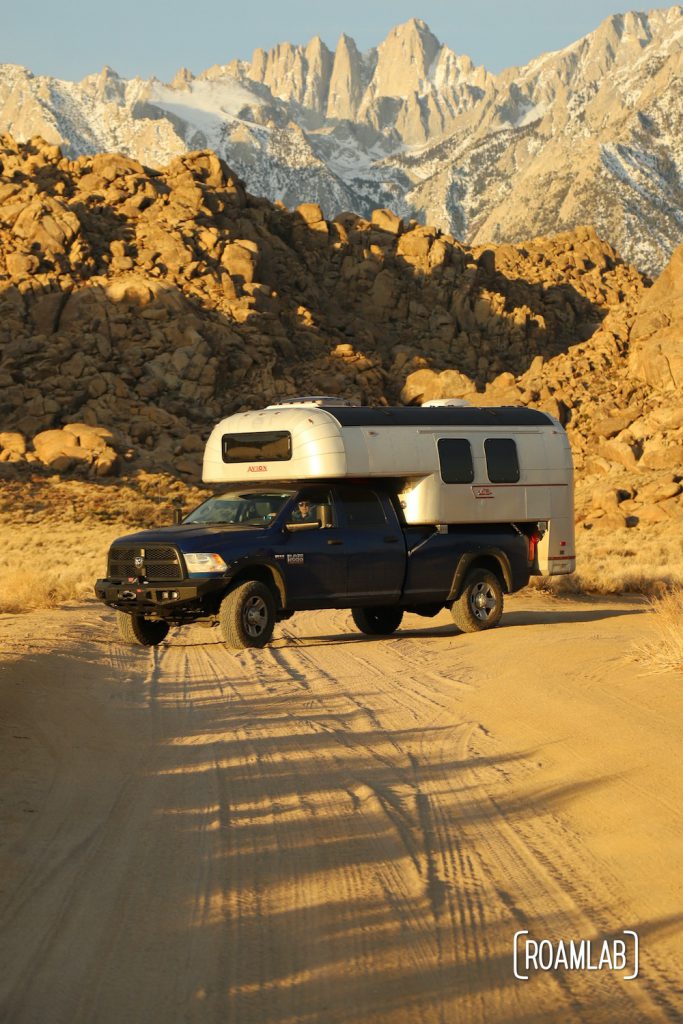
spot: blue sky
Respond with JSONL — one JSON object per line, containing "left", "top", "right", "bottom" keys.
{"left": 3, "top": 1, "right": 681, "bottom": 81}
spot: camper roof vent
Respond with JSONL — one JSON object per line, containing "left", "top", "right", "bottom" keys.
{"left": 266, "top": 396, "right": 361, "bottom": 409}
{"left": 423, "top": 398, "right": 472, "bottom": 408}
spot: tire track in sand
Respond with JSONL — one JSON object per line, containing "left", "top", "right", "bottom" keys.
{"left": 1, "top": 604, "right": 680, "bottom": 1023}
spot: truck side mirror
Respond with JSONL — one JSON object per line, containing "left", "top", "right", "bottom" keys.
{"left": 318, "top": 503, "right": 333, "bottom": 528}
{"left": 172, "top": 500, "right": 183, "bottom": 524}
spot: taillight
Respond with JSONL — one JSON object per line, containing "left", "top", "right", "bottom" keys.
{"left": 528, "top": 531, "right": 540, "bottom": 561}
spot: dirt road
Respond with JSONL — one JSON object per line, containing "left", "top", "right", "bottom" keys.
{"left": 0, "top": 596, "right": 681, "bottom": 1023}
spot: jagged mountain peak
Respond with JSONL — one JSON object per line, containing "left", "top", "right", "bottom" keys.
{"left": 78, "top": 65, "right": 122, "bottom": 88}
{"left": 305, "top": 35, "right": 330, "bottom": 53}
{"left": 373, "top": 19, "right": 442, "bottom": 96}
{"left": 599, "top": 5, "right": 683, "bottom": 35}
{"left": 170, "top": 67, "right": 194, "bottom": 90}
{"left": 387, "top": 17, "right": 438, "bottom": 40}
{"left": 0, "top": 63, "right": 34, "bottom": 79}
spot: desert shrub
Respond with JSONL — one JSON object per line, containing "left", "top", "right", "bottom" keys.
{"left": 631, "top": 587, "right": 683, "bottom": 673}
{"left": 0, "top": 569, "right": 93, "bottom": 613}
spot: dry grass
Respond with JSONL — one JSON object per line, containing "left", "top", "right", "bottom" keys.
{"left": 0, "top": 571, "right": 93, "bottom": 614}
{"left": 0, "top": 473, "right": 209, "bottom": 615}
{"left": 0, "top": 524, "right": 117, "bottom": 614}
{"left": 631, "top": 587, "right": 683, "bottom": 673}
{"left": 531, "top": 522, "right": 683, "bottom": 597}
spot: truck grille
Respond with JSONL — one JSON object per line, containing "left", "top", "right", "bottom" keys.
{"left": 108, "top": 544, "right": 183, "bottom": 581}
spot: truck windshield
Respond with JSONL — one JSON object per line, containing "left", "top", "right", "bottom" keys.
{"left": 184, "top": 490, "right": 295, "bottom": 526}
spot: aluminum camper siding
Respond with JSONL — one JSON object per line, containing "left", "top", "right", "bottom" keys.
{"left": 385, "top": 425, "right": 565, "bottom": 518}
{"left": 203, "top": 407, "right": 349, "bottom": 482}
{"left": 203, "top": 405, "right": 565, "bottom": 484}
{"left": 202, "top": 405, "right": 575, "bottom": 574}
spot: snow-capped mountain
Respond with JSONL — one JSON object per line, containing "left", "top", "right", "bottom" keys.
{"left": 1, "top": 8, "right": 682, "bottom": 273}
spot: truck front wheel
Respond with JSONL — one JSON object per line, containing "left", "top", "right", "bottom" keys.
{"left": 451, "top": 569, "right": 503, "bottom": 633}
{"left": 220, "top": 581, "right": 276, "bottom": 649}
{"left": 116, "top": 610, "right": 170, "bottom": 647}
{"left": 351, "top": 607, "right": 404, "bottom": 636}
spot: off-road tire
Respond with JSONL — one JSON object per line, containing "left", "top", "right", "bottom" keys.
{"left": 219, "top": 581, "right": 276, "bottom": 649}
{"left": 351, "top": 606, "right": 404, "bottom": 636}
{"left": 451, "top": 569, "right": 504, "bottom": 633}
{"left": 116, "top": 610, "right": 170, "bottom": 647}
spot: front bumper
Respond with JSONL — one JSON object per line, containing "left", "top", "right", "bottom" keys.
{"left": 94, "top": 577, "right": 227, "bottom": 617}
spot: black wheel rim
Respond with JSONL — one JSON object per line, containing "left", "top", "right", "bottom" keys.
{"left": 468, "top": 581, "right": 498, "bottom": 622}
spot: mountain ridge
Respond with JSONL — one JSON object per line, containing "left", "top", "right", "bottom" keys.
{"left": 0, "top": 7, "right": 682, "bottom": 273}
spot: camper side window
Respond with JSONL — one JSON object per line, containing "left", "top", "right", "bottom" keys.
{"left": 484, "top": 438, "right": 520, "bottom": 483}
{"left": 437, "top": 438, "right": 474, "bottom": 484}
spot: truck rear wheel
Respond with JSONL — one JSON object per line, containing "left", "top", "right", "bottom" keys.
{"left": 451, "top": 569, "right": 503, "bottom": 633}
{"left": 116, "top": 610, "right": 170, "bottom": 647}
{"left": 220, "top": 581, "right": 276, "bottom": 649}
{"left": 351, "top": 607, "right": 404, "bottom": 636}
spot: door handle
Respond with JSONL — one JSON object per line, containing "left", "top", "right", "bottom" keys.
{"left": 384, "top": 536, "right": 399, "bottom": 543}
{"left": 327, "top": 539, "right": 343, "bottom": 546}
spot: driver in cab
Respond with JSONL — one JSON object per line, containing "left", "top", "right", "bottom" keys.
{"left": 291, "top": 498, "right": 317, "bottom": 523}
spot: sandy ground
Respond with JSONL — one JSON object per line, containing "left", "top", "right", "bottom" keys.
{"left": 0, "top": 594, "right": 681, "bottom": 1023}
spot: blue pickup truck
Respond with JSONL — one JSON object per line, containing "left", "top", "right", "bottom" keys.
{"left": 95, "top": 482, "right": 534, "bottom": 648}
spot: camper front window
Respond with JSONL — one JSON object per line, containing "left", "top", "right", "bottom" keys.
{"left": 222, "top": 431, "right": 292, "bottom": 463}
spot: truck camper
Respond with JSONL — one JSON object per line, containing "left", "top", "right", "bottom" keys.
{"left": 96, "top": 397, "right": 575, "bottom": 649}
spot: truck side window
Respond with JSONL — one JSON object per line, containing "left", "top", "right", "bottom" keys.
{"left": 337, "top": 487, "right": 386, "bottom": 527}
{"left": 484, "top": 438, "right": 520, "bottom": 483}
{"left": 437, "top": 438, "right": 474, "bottom": 483}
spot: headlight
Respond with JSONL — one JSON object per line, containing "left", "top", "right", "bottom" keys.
{"left": 184, "top": 552, "right": 228, "bottom": 575}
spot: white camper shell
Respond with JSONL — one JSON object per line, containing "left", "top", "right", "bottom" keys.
{"left": 203, "top": 401, "right": 575, "bottom": 576}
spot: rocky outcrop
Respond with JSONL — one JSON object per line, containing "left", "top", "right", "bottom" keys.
{"left": 629, "top": 241, "right": 683, "bottom": 391}
{"left": 30, "top": 424, "right": 119, "bottom": 475}
{"left": 0, "top": 134, "right": 681, "bottom": 534}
